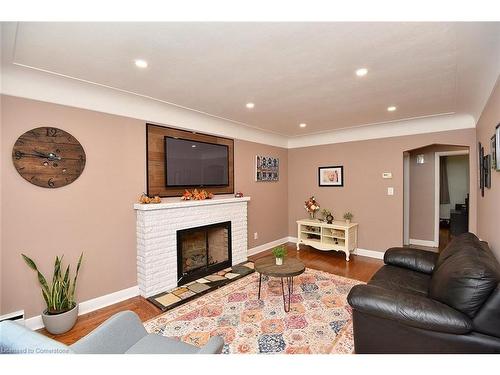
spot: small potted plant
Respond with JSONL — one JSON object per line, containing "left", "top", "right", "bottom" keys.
{"left": 22, "top": 252, "right": 83, "bottom": 335}
{"left": 272, "top": 245, "right": 287, "bottom": 265}
{"left": 343, "top": 212, "right": 353, "bottom": 224}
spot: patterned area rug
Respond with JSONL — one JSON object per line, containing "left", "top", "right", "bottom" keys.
{"left": 144, "top": 268, "right": 362, "bottom": 354}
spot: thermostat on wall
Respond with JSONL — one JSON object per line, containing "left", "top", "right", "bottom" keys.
{"left": 382, "top": 172, "right": 392, "bottom": 179}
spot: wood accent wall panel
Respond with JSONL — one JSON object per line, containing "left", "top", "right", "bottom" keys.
{"left": 146, "top": 124, "right": 234, "bottom": 197}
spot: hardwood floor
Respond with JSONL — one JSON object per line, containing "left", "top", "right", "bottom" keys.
{"left": 249, "top": 243, "right": 383, "bottom": 282}
{"left": 39, "top": 242, "right": 383, "bottom": 345}
{"left": 439, "top": 227, "right": 451, "bottom": 251}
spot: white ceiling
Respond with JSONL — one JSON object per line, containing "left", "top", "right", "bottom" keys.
{"left": 2, "top": 22, "right": 500, "bottom": 137}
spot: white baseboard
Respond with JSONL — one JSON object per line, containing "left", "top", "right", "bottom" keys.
{"left": 25, "top": 285, "right": 139, "bottom": 331}
{"left": 24, "top": 315, "right": 44, "bottom": 331}
{"left": 247, "top": 237, "right": 290, "bottom": 256}
{"left": 352, "top": 248, "right": 385, "bottom": 260}
{"left": 409, "top": 238, "right": 438, "bottom": 248}
{"left": 288, "top": 237, "right": 385, "bottom": 260}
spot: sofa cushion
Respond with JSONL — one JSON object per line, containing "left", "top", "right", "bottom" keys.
{"left": 429, "top": 233, "right": 500, "bottom": 318}
{"left": 369, "top": 265, "right": 431, "bottom": 296}
{"left": 434, "top": 233, "right": 476, "bottom": 269}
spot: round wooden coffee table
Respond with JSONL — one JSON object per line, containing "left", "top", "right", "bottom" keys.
{"left": 254, "top": 256, "right": 305, "bottom": 312}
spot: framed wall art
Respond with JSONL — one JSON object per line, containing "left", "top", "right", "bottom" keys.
{"left": 255, "top": 155, "right": 279, "bottom": 182}
{"left": 491, "top": 133, "right": 497, "bottom": 171}
{"left": 484, "top": 154, "right": 491, "bottom": 189}
{"left": 318, "top": 166, "right": 344, "bottom": 187}
{"left": 495, "top": 123, "right": 500, "bottom": 171}
{"left": 479, "top": 142, "right": 484, "bottom": 197}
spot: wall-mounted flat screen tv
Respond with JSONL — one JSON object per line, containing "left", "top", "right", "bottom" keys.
{"left": 164, "top": 136, "right": 229, "bottom": 187}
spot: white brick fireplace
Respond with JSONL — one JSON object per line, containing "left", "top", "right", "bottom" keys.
{"left": 134, "top": 196, "right": 250, "bottom": 297}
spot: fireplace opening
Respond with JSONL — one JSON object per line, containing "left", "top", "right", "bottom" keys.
{"left": 177, "top": 221, "right": 232, "bottom": 285}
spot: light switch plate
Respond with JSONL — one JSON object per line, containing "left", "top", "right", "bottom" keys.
{"left": 382, "top": 172, "right": 392, "bottom": 179}
{"left": 387, "top": 187, "right": 394, "bottom": 196}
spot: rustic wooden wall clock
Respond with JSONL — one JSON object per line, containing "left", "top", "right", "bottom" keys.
{"left": 12, "top": 127, "right": 86, "bottom": 188}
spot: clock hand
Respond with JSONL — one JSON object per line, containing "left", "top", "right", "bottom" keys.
{"left": 15, "top": 151, "right": 51, "bottom": 159}
{"left": 33, "top": 149, "right": 62, "bottom": 161}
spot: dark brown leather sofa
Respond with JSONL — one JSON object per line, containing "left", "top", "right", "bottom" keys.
{"left": 347, "top": 233, "right": 500, "bottom": 353}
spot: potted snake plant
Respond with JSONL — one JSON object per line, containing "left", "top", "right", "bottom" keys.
{"left": 22, "top": 253, "right": 83, "bottom": 334}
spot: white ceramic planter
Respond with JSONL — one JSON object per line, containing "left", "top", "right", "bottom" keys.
{"left": 275, "top": 257, "right": 283, "bottom": 265}
{"left": 42, "top": 304, "right": 79, "bottom": 335}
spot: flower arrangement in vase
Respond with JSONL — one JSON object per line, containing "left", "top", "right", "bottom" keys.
{"left": 304, "top": 196, "right": 320, "bottom": 219}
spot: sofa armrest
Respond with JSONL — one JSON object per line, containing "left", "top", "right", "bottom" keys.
{"left": 70, "top": 311, "right": 148, "bottom": 354}
{"left": 384, "top": 247, "right": 438, "bottom": 274}
{"left": 347, "top": 284, "right": 472, "bottom": 334}
{"left": 196, "top": 336, "right": 225, "bottom": 354}
{"left": 0, "top": 321, "right": 72, "bottom": 354}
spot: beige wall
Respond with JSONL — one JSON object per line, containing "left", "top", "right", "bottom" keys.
{"left": 0, "top": 92, "right": 3, "bottom": 315}
{"left": 2, "top": 89, "right": 492, "bottom": 319}
{"left": 409, "top": 145, "right": 469, "bottom": 242}
{"left": 288, "top": 129, "right": 477, "bottom": 252}
{"left": 234, "top": 140, "right": 288, "bottom": 249}
{"left": 0, "top": 95, "right": 288, "bottom": 317}
{"left": 476, "top": 79, "right": 500, "bottom": 260}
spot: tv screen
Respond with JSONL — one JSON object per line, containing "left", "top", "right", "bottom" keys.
{"left": 165, "top": 137, "right": 229, "bottom": 187}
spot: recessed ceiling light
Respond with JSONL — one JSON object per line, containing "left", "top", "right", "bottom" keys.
{"left": 387, "top": 106, "right": 397, "bottom": 112}
{"left": 355, "top": 68, "right": 368, "bottom": 77}
{"left": 191, "top": 144, "right": 197, "bottom": 148}
{"left": 134, "top": 59, "right": 148, "bottom": 68}
{"left": 246, "top": 102, "right": 255, "bottom": 109}
{"left": 299, "top": 123, "right": 307, "bottom": 128}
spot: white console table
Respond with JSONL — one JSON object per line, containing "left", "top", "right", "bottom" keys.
{"left": 296, "top": 219, "right": 358, "bottom": 261}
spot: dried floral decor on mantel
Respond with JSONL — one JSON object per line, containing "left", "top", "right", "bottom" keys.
{"left": 181, "top": 189, "right": 214, "bottom": 201}
{"left": 138, "top": 193, "right": 162, "bottom": 204}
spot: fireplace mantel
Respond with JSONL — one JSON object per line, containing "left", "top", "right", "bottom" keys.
{"left": 134, "top": 195, "right": 250, "bottom": 297}
{"left": 133, "top": 195, "right": 251, "bottom": 211}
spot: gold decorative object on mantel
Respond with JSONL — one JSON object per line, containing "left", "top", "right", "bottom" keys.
{"left": 180, "top": 189, "right": 214, "bottom": 201}
{"left": 138, "top": 193, "right": 161, "bottom": 204}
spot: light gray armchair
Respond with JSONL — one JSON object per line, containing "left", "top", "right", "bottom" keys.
{"left": 1, "top": 311, "right": 224, "bottom": 354}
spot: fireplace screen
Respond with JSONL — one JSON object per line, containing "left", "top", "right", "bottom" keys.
{"left": 177, "top": 221, "right": 232, "bottom": 285}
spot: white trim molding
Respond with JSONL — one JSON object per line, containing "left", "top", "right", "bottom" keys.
{"left": 352, "top": 248, "right": 385, "bottom": 260}
{"left": 434, "top": 150, "right": 470, "bottom": 246}
{"left": 409, "top": 238, "right": 439, "bottom": 248}
{"left": 0, "top": 64, "right": 289, "bottom": 148}
{"left": 25, "top": 285, "right": 139, "bottom": 331}
{"left": 403, "top": 153, "right": 410, "bottom": 246}
{"left": 247, "top": 237, "right": 290, "bottom": 256}
{"left": 0, "top": 62, "right": 475, "bottom": 150}
{"left": 287, "top": 113, "right": 475, "bottom": 149}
